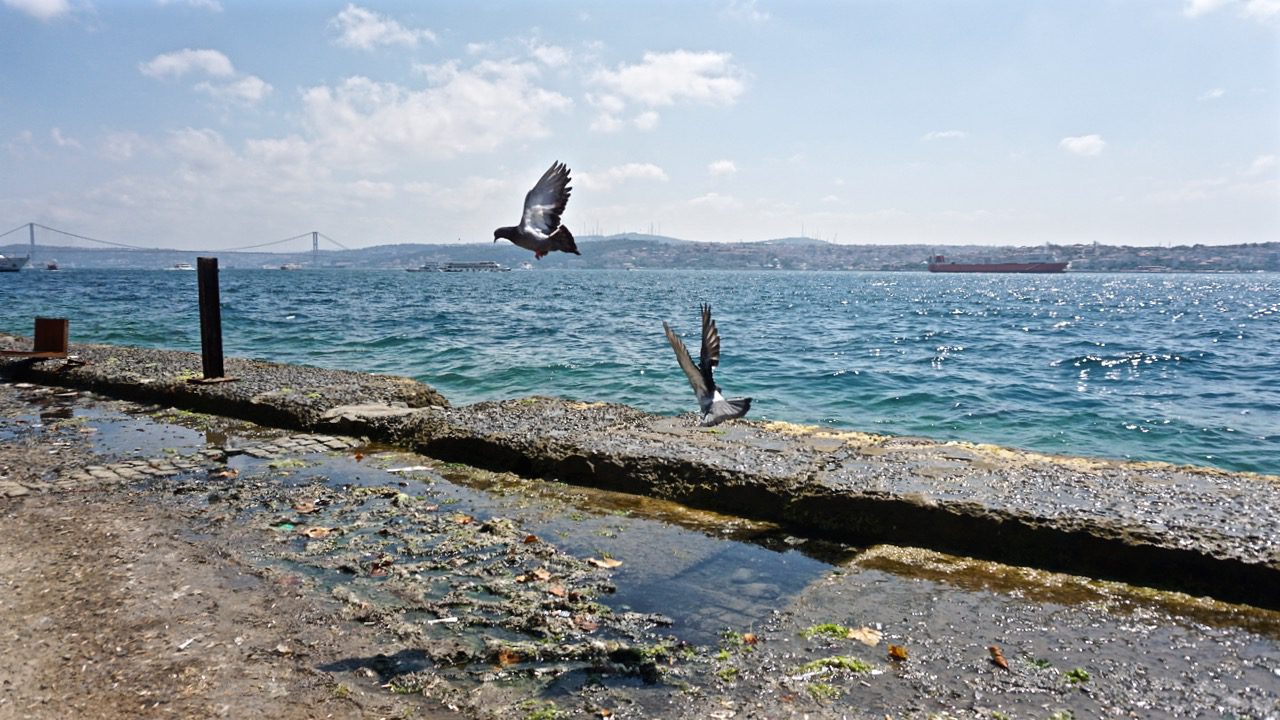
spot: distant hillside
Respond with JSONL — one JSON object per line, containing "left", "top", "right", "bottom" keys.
{"left": 3, "top": 236, "right": 1276, "bottom": 272}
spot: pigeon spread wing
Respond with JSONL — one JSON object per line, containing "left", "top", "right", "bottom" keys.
{"left": 664, "top": 322, "right": 711, "bottom": 400}
{"left": 521, "top": 161, "right": 572, "bottom": 236}
{"left": 699, "top": 303, "right": 721, "bottom": 371}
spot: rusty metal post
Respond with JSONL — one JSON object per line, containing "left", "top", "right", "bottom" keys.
{"left": 197, "top": 257, "right": 224, "bottom": 379}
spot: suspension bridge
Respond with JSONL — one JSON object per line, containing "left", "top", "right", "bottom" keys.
{"left": 0, "top": 222, "right": 352, "bottom": 270}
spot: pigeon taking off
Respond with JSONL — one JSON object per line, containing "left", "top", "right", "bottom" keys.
{"left": 494, "top": 161, "right": 580, "bottom": 259}
{"left": 663, "top": 304, "right": 752, "bottom": 427}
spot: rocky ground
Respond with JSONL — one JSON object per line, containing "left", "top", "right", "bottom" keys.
{"left": 4, "top": 380, "right": 1280, "bottom": 719}
{"left": 0, "top": 383, "right": 461, "bottom": 719}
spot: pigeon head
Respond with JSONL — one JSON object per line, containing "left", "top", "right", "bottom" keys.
{"left": 494, "top": 226, "right": 518, "bottom": 243}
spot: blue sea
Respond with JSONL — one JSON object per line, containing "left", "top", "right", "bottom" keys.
{"left": 3, "top": 268, "right": 1277, "bottom": 475}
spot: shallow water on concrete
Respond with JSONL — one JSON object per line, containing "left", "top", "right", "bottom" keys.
{"left": 41, "top": 394, "right": 1280, "bottom": 717}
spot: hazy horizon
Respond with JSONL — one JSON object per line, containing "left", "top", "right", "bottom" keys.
{"left": 2, "top": 1, "right": 1277, "bottom": 252}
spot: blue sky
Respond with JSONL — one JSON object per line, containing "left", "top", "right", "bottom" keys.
{"left": 1, "top": 0, "right": 1277, "bottom": 251}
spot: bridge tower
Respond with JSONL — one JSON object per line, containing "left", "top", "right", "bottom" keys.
{"left": 312, "top": 231, "right": 319, "bottom": 267}
{"left": 29, "top": 222, "right": 35, "bottom": 258}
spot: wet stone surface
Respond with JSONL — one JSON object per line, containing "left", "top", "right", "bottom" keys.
{"left": 6, "top": 341, "right": 1280, "bottom": 611}
{"left": 4, "top": 380, "right": 1280, "bottom": 718}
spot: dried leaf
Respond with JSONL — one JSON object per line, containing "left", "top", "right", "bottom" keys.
{"left": 292, "top": 500, "right": 318, "bottom": 514}
{"left": 586, "top": 556, "right": 623, "bottom": 569}
{"left": 211, "top": 468, "right": 238, "bottom": 479}
{"left": 531, "top": 568, "right": 552, "bottom": 581}
{"left": 303, "top": 527, "right": 331, "bottom": 539}
{"left": 523, "top": 534, "right": 540, "bottom": 544}
{"left": 847, "top": 626, "right": 883, "bottom": 646}
{"left": 575, "top": 616, "right": 599, "bottom": 632}
{"left": 547, "top": 585, "right": 567, "bottom": 598}
{"left": 596, "top": 709, "right": 613, "bottom": 719}
{"left": 741, "top": 632, "right": 759, "bottom": 645}
{"left": 452, "top": 513, "right": 474, "bottom": 525}
{"left": 888, "top": 644, "right": 908, "bottom": 661}
{"left": 988, "top": 645, "right": 1009, "bottom": 670}
{"left": 352, "top": 451, "right": 365, "bottom": 461}
{"left": 495, "top": 647, "right": 521, "bottom": 667}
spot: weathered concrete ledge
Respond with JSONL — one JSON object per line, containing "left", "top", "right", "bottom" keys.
{"left": 4, "top": 336, "right": 1279, "bottom": 610}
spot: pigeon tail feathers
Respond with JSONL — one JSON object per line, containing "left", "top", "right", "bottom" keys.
{"left": 701, "top": 396, "right": 751, "bottom": 427}
{"left": 549, "top": 225, "right": 580, "bottom": 255}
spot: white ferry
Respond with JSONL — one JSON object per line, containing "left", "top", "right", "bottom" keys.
{"left": 441, "top": 261, "right": 509, "bottom": 272}
{"left": 0, "top": 254, "right": 29, "bottom": 272}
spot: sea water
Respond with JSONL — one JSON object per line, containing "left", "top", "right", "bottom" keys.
{"left": 3, "top": 268, "right": 1276, "bottom": 474}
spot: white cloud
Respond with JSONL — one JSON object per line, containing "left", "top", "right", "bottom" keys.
{"left": 346, "top": 179, "right": 396, "bottom": 200}
{"left": 1243, "top": 154, "right": 1277, "bottom": 176}
{"left": 195, "top": 75, "right": 273, "bottom": 105}
{"left": 1184, "top": 0, "right": 1233, "bottom": 16}
{"left": 721, "top": 0, "right": 770, "bottom": 23}
{"left": 586, "top": 93, "right": 626, "bottom": 133}
{"left": 50, "top": 127, "right": 81, "bottom": 149}
{"left": 330, "top": 4, "right": 436, "bottom": 50}
{"left": 589, "top": 113, "right": 623, "bottom": 133}
{"left": 708, "top": 159, "right": 737, "bottom": 176}
{"left": 688, "top": 191, "right": 743, "bottom": 210}
{"left": 139, "top": 49, "right": 235, "bottom": 80}
{"left": 99, "top": 132, "right": 145, "bottom": 162}
{"left": 141, "top": 49, "right": 270, "bottom": 106}
{"left": 5, "top": 130, "right": 35, "bottom": 157}
{"left": 405, "top": 175, "right": 514, "bottom": 212}
{"left": 1242, "top": 0, "right": 1280, "bottom": 19}
{"left": 592, "top": 50, "right": 746, "bottom": 107}
{"left": 1059, "top": 134, "right": 1106, "bottom": 157}
{"left": 1147, "top": 177, "right": 1229, "bottom": 203}
{"left": 3, "top": 0, "right": 71, "bottom": 21}
{"left": 922, "top": 130, "right": 967, "bottom": 141}
{"left": 1197, "top": 88, "right": 1226, "bottom": 101}
{"left": 1183, "top": 0, "right": 1280, "bottom": 20}
{"left": 301, "top": 60, "right": 571, "bottom": 167}
{"left": 633, "top": 111, "right": 660, "bottom": 130}
{"left": 245, "top": 135, "right": 322, "bottom": 183}
{"left": 156, "top": 0, "right": 223, "bottom": 11}
{"left": 578, "top": 163, "right": 669, "bottom": 191}
{"left": 529, "top": 42, "right": 571, "bottom": 68}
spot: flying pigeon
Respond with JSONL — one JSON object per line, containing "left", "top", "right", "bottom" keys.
{"left": 494, "top": 161, "right": 580, "bottom": 259}
{"left": 663, "top": 304, "right": 752, "bottom": 427}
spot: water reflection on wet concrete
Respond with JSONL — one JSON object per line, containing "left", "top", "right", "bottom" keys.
{"left": 15, "top": 388, "right": 1280, "bottom": 718}
{"left": 237, "top": 445, "right": 1280, "bottom": 716}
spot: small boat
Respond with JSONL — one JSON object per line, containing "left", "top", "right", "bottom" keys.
{"left": 927, "top": 255, "right": 1067, "bottom": 273}
{"left": 46, "top": 260, "right": 58, "bottom": 271}
{"left": 168, "top": 262, "right": 195, "bottom": 271}
{"left": 516, "top": 261, "right": 534, "bottom": 271}
{"left": 0, "top": 253, "right": 29, "bottom": 272}
{"left": 280, "top": 263, "right": 303, "bottom": 271}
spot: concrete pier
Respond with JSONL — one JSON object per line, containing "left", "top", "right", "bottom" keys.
{"left": 4, "top": 334, "right": 1277, "bottom": 610}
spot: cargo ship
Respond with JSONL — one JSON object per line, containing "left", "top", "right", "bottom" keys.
{"left": 927, "top": 255, "right": 1067, "bottom": 273}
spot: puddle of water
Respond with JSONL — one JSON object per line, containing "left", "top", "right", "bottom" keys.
{"left": 82, "top": 403, "right": 1280, "bottom": 716}
{"left": 254, "top": 452, "right": 841, "bottom": 646}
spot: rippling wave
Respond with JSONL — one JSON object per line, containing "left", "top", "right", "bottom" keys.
{"left": 3, "top": 268, "right": 1276, "bottom": 474}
